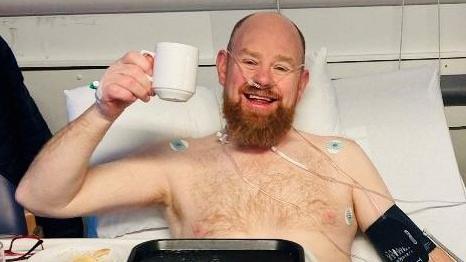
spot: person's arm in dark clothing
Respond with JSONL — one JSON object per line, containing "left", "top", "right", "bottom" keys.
{"left": 0, "top": 36, "right": 83, "bottom": 237}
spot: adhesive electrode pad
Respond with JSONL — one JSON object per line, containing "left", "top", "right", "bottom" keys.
{"left": 326, "top": 140, "right": 343, "bottom": 154}
{"left": 344, "top": 208, "right": 354, "bottom": 226}
{"left": 169, "top": 138, "right": 189, "bottom": 152}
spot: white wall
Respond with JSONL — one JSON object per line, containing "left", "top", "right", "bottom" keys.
{"left": 2, "top": 0, "right": 466, "bottom": 16}
{"left": 2, "top": 5, "right": 466, "bottom": 67}
{"left": 1, "top": 4, "right": 466, "bottom": 178}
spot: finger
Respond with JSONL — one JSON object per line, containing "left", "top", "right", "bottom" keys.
{"left": 140, "top": 50, "right": 155, "bottom": 63}
{"left": 119, "top": 51, "right": 154, "bottom": 76}
{"left": 111, "top": 63, "right": 152, "bottom": 93}
{"left": 140, "top": 51, "right": 155, "bottom": 78}
{"left": 101, "top": 66, "right": 153, "bottom": 103}
{"left": 113, "top": 73, "right": 152, "bottom": 102}
{"left": 101, "top": 71, "right": 151, "bottom": 103}
{"left": 104, "top": 83, "right": 138, "bottom": 104}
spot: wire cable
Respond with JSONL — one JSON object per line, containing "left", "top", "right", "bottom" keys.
{"left": 221, "top": 144, "right": 371, "bottom": 262}
{"left": 292, "top": 128, "right": 466, "bottom": 206}
{"left": 398, "top": 0, "right": 405, "bottom": 70}
{"left": 437, "top": 0, "right": 442, "bottom": 77}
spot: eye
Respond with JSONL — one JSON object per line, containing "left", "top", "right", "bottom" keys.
{"left": 241, "top": 59, "right": 258, "bottom": 67}
{"left": 273, "top": 64, "right": 291, "bottom": 73}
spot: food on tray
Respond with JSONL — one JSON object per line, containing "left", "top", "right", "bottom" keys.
{"left": 72, "top": 248, "right": 111, "bottom": 262}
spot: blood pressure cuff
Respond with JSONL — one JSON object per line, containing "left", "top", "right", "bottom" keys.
{"left": 365, "top": 205, "right": 436, "bottom": 262}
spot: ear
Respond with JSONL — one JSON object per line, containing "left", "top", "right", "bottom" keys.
{"left": 297, "top": 68, "right": 310, "bottom": 102}
{"left": 216, "top": 50, "right": 228, "bottom": 87}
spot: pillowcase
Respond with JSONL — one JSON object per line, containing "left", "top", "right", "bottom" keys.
{"left": 334, "top": 65, "right": 466, "bottom": 260}
{"left": 334, "top": 65, "right": 464, "bottom": 207}
{"left": 294, "top": 47, "right": 341, "bottom": 135}
{"left": 65, "top": 85, "right": 223, "bottom": 165}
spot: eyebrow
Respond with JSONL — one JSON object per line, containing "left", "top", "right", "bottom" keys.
{"left": 275, "top": 55, "right": 295, "bottom": 65}
{"left": 239, "top": 48, "right": 296, "bottom": 65}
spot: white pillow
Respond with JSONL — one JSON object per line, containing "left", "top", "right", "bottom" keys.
{"left": 334, "top": 65, "right": 466, "bottom": 260}
{"left": 335, "top": 66, "right": 464, "bottom": 207}
{"left": 294, "top": 47, "right": 341, "bottom": 135}
{"left": 65, "top": 85, "right": 223, "bottom": 165}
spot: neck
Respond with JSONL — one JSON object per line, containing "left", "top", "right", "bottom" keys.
{"left": 217, "top": 127, "right": 295, "bottom": 153}
{"left": 234, "top": 144, "right": 271, "bottom": 154}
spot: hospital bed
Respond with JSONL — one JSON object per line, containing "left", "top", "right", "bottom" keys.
{"left": 64, "top": 48, "right": 466, "bottom": 261}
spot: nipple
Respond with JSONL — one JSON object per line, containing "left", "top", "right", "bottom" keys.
{"left": 169, "top": 138, "right": 189, "bottom": 152}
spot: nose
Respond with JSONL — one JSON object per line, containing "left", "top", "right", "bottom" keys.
{"left": 251, "top": 65, "right": 274, "bottom": 88}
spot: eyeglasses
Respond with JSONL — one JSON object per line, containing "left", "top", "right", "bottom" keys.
{"left": 4, "top": 236, "right": 44, "bottom": 261}
{"left": 224, "top": 49, "right": 304, "bottom": 88}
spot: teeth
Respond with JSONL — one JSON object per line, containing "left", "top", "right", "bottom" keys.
{"left": 248, "top": 94, "right": 272, "bottom": 102}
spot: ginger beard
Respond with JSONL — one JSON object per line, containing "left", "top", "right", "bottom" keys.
{"left": 223, "top": 83, "right": 297, "bottom": 149}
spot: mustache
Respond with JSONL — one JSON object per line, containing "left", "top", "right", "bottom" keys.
{"left": 241, "top": 83, "right": 280, "bottom": 100}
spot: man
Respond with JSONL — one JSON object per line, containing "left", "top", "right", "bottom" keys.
{"left": 16, "top": 12, "right": 451, "bottom": 261}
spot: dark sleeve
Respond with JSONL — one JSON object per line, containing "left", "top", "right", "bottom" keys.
{"left": 0, "top": 36, "right": 83, "bottom": 237}
{"left": 0, "top": 36, "right": 52, "bottom": 187}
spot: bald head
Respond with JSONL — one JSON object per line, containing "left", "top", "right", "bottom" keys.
{"left": 227, "top": 12, "right": 306, "bottom": 63}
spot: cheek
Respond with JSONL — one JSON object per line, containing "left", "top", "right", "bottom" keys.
{"left": 225, "top": 72, "right": 247, "bottom": 101}
{"left": 279, "top": 84, "right": 300, "bottom": 106}
{"left": 225, "top": 88, "right": 241, "bottom": 103}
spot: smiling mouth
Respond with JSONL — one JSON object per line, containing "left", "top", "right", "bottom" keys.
{"left": 243, "top": 92, "right": 279, "bottom": 104}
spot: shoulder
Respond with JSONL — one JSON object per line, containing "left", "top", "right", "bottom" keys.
{"left": 298, "top": 131, "right": 372, "bottom": 178}
{"left": 185, "top": 134, "right": 222, "bottom": 153}
{"left": 127, "top": 134, "right": 221, "bottom": 166}
{"left": 298, "top": 131, "right": 363, "bottom": 157}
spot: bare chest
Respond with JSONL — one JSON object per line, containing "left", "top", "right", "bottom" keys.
{"left": 169, "top": 149, "right": 356, "bottom": 238}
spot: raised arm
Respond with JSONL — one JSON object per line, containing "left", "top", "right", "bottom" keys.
{"left": 346, "top": 141, "right": 453, "bottom": 261}
{"left": 15, "top": 51, "right": 169, "bottom": 218}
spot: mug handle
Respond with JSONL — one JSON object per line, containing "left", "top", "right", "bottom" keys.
{"left": 140, "top": 50, "right": 155, "bottom": 82}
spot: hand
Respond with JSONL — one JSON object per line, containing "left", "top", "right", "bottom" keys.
{"left": 96, "top": 51, "right": 155, "bottom": 120}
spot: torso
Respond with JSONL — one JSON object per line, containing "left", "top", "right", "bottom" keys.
{"left": 156, "top": 132, "right": 359, "bottom": 261}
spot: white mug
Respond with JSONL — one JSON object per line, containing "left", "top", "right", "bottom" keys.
{"left": 142, "top": 42, "right": 199, "bottom": 102}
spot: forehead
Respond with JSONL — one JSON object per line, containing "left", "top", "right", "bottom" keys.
{"left": 232, "top": 14, "right": 303, "bottom": 63}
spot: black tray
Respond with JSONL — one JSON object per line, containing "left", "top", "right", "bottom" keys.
{"left": 127, "top": 239, "right": 305, "bottom": 262}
